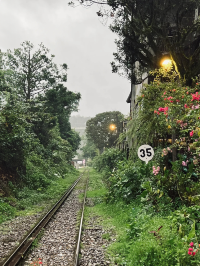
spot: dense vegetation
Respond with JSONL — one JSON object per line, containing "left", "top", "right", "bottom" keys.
{"left": 85, "top": 111, "right": 124, "bottom": 154}
{"left": 92, "top": 69, "right": 200, "bottom": 265}
{"left": 69, "top": 0, "right": 200, "bottom": 85}
{"left": 0, "top": 41, "right": 81, "bottom": 222}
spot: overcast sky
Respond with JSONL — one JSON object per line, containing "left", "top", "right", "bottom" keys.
{"left": 0, "top": 0, "right": 130, "bottom": 117}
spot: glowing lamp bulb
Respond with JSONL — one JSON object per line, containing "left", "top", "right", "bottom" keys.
{"left": 109, "top": 124, "right": 116, "bottom": 130}
{"left": 161, "top": 59, "right": 172, "bottom": 67}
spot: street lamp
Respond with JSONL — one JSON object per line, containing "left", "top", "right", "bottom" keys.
{"left": 109, "top": 124, "right": 116, "bottom": 131}
{"left": 161, "top": 59, "right": 172, "bottom": 67}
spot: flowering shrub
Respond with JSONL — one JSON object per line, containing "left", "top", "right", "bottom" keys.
{"left": 129, "top": 71, "right": 200, "bottom": 206}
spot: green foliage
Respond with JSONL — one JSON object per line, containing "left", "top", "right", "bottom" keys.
{"left": 0, "top": 41, "right": 81, "bottom": 195}
{"left": 0, "top": 199, "right": 16, "bottom": 223}
{"left": 3, "top": 41, "right": 68, "bottom": 100}
{"left": 108, "top": 0, "right": 200, "bottom": 84}
{"left": 43, "top": 85, "right": 81, "bottom": 152}
{"left": 86, "top": 111, "right": 124, "bottom": 153}
{"left": 81, "top": 138, "right": 98, "bottom": 159}
{"left": 141, "top": 155, "right": 200, "bottom": 208}
{"left": 0, "top": 169, "right": 79, "bottom": 223}
{"left": 86, "top": 169, "right": 200, "bottom": 266}
{"left": 124, "top": 70, "right": 200, "bottom": 206}
{"left": 31, "top": 228, "right": 45, "bottom": 250}
{"left": 106, "top": 160, "right": 151, "bottom": 203}
{"left": 126, "top": 207, "right": 200, "bottom": 266}
{"left": 93, "top": 148, "right": 126, "bottom": 173}
{"left": 0, "top": 90, "right": 31, "bottom": 170}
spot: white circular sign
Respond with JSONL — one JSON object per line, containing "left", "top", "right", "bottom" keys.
{"left": 138, "top": 145, "right": 154, "bottom": 164}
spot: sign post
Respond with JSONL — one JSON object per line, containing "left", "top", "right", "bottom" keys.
{"left": 138, "top": 145, "right": 154, "bottom": 164}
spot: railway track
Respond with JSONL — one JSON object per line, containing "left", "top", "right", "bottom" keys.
{"left": 0, "top": 169, "right": 89, "bottom": 266}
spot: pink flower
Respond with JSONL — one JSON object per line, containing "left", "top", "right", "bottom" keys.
{"left": 190, "top": 131, "right": 194, "bottom": 137}
{"left": 182, "top": 161, "right": 187, "bottom": 166}
{"left": 153, "top": 166, "right": 160, "bottom": 175}
{"left": 192, "top": 252, "right": 196, "bottom": 256}
{"left": 158, "top": 107, "right": 168, "bottom": 112}
{"left": 190, "top": 242, "right": 194, "bottom": 247}
{"left": 188, "top": 147, "right": 190, "bottom": 151}
{"left": 167, "top": 96, "right": 173, "bottom": 100}
{"left": 191, "top": 92, "right": 200, "bottom": 101}
{"left": 195, "top": 104, "right": 200, "bottom": 109}
{"left": 188, "top": 248, "right": 193, "bottom": 251}
{"left": 184, "top": 104, "right": 189, "bottom": 108}
{"left": 188, "top": 251, "right": 192, "bottom": 255}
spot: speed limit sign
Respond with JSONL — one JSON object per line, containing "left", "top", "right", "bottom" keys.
{"left": 138, "top": 145, "right": 154, "bottom": 164}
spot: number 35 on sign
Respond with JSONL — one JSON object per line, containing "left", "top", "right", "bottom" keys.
{"left": 137, "top": 145, "right": 154, "bottom": 164}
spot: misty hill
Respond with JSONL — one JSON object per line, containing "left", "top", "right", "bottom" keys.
{"left": 70, "top": 115, "right": 91, "bottom": 136}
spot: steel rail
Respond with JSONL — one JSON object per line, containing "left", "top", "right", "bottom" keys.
{"left": 0, "top": 172, "right": 85, "bottom": 266}
{"left": 74, "top": 170, "right": 89, "bottom": 266}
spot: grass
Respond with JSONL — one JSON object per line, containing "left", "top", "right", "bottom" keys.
{"left": 85, "top": 168, "right": 200, "bottom": 266}
{"left": 0, "top": 170, "right": 80, "bottom": 224}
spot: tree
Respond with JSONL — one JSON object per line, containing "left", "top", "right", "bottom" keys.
{"left": 109, "top": 0, "right": 200, "bottom": 85}
{"left": 81, "top": 137, "right": 98, "bottom": 159}
{"left": 3, "top": 41, "right": 68, "bottom": 100}
{"left": 69, "top": 0, "right": 200, "bottom": 84}
{"left": 0, "top": 43, "right": 81, "bottom": 189}
{"left": 86, "top": 111, "right": 124, "bottom": 153}
{"left": 0, "top": 87, "right": 31, "bottom": 171}
{"left": 3, "top": 42, "right": 81, "bottom": 152}
{"left": 43, "top": 84, "right": 81, "bottom": 152}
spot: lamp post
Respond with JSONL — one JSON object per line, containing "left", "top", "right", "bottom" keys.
{"left": 160, "top": 56, "right": 177, "bottom": 161}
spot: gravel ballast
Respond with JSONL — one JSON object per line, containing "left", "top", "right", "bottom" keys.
{"left": 0, "top": 213, "right": 43, "bottom": 264}
{"left": 0, "top": 172, "right": 114, "bottom": 266}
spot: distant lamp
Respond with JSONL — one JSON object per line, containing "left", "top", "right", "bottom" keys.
{"left": 109, "top": 124, "right": 116, "bottom": 131}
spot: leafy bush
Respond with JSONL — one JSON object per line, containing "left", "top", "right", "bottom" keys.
{"left": 106, "top": 160, "right": 152, "bottom": 202}
{"left": 0, "top": 91, "right": 31, "bottom": 170}
{"left": 0, "top": 199, "right": 16, "bottom": 223}
{"left": 126, "top": 206, "right": 200, "bottom": 266}
{"left": 93, "top": 148, "right": 126, "bottom": 173}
